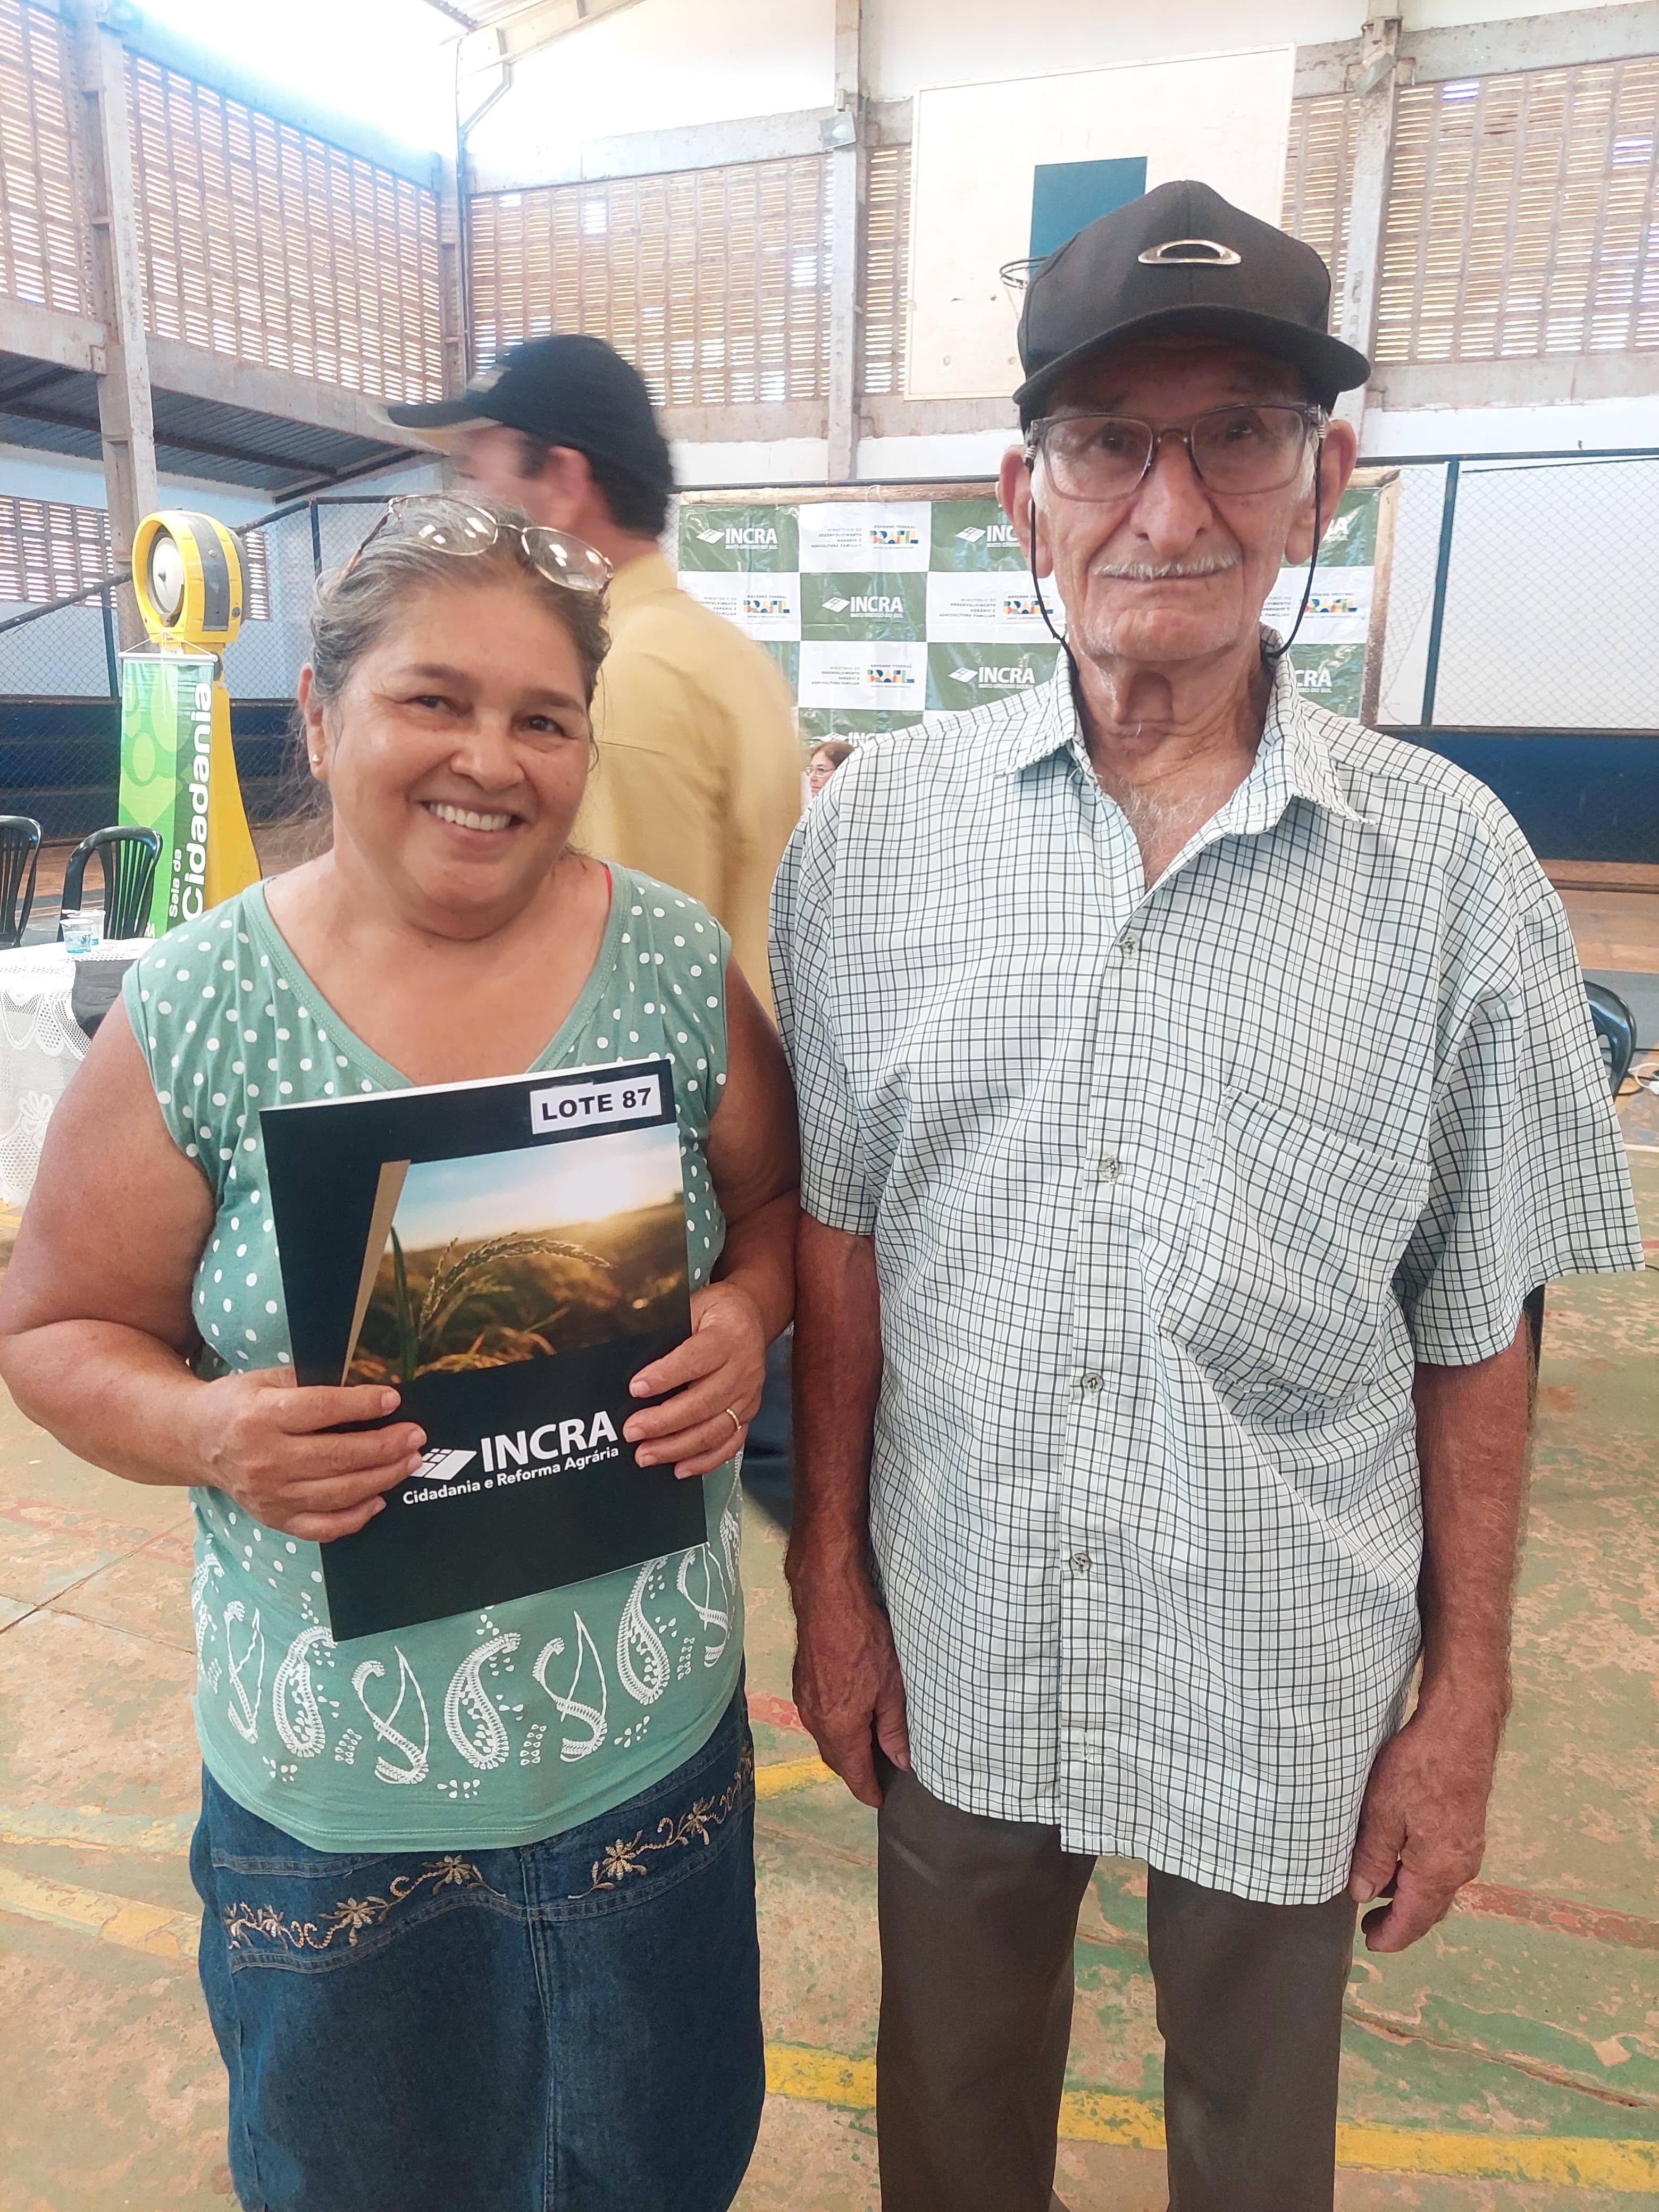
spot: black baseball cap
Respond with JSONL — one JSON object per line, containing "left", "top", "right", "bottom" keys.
{"left": 380, "top": 332, "right": 674, "bottom": 491}
{"left": 1014, "top": 179, "right": 1370, "bottom": 424}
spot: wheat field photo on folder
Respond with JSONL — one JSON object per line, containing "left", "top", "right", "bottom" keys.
{"left": 344, "top": 1123, "right": 689, "bottom": 1386}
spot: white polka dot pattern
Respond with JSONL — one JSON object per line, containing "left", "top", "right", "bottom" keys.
{"left": 120, "top": 867, "right": 742, "bottom": 1855}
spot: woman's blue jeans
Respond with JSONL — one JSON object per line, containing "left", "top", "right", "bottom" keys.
{"left": 190, "top": 1683, "right": 763, "bottom": 2212}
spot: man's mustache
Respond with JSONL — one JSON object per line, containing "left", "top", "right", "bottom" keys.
{"left": 1092, "top": 552, "right": 1242, "bottom": 580}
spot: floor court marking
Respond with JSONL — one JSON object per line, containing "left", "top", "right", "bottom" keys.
{"left": 753, "top": 1754, "right": 836, "bottom": 1797}
{"left": 1457, "top": 1879, "right": 1659, "bottom": 1951}
{"left": 765, "top": 2047, "right": 1659, "bottom": 2191}
{"left": 0, "top": 1863, "right": 196, "bottom": 1960}
{"left": 0, "top": 1490, "right": 191, "bottom": 1557}
{"left": 0, "top": 1806, "right": 195, "bottom": 1853}
{"left": 4, "top": 1866, "right": 1656, "bottom": 2189}
{"left": 746, "top": 1690, "right": 809, "bottom": 1734}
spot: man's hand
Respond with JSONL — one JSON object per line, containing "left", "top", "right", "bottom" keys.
{"left": 791, "top": 1552, "right": 910, "bottom": 1809}
{"left": 1352, "top": 1326, "right": 1530, "bottom": 1951}
{"left": 1346, "top": 1698, "right": 1501, "bottom": 1951}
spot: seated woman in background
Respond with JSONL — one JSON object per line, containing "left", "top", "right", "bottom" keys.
{"left": 808, "top": 737, "right": 854, "bottom": 798}
{"left": 0, "top": 497, "right": 798, "bottom": 2212}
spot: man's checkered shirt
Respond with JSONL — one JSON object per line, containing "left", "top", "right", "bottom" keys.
{"left": 771, "top": 658, "right": 1640, "bottom": 1906}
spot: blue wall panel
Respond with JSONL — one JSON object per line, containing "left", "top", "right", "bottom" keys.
{"left": 1402, "top": 732, "right": 1659, "bottom": 864}
{"left": 0, "top": 700, "right": 294, "bottom": 840}
{"left": 1029, "top": 158, "right": 1148, "bottom": 262}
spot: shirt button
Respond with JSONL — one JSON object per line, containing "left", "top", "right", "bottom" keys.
{"left": 1079, "top": 1372, "right": 1104, "bottom": 1394}
{"left": 1096, "top": 1157, "right": 1121, "bottom": 1182}
{"left": 1068, "top": 1551, "right": 1092, "bottom": 1572}
{"left": 1119, "top": 935, "right": 1140, "bottom": 959}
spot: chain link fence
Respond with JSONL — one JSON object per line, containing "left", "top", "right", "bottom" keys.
{"left": 1, "top": 458, "right": 1656, "bottom": 852}
{"left": 1377, "top": 451, "right": 1659, "bottom": 733}
{"left": 0, "top": 496, "right": 388, "bottom": 839}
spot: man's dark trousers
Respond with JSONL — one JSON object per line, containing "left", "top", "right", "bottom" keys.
{"left": 875, "top": 1760, "right": 1358, "bottom": 2211}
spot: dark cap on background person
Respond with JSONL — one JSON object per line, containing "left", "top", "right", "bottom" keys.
{"left": 1013, "top": 179, "right": 1370, "bottom": 424}
{"left": 381, "top": 332, "right": 675, "bottom": 493}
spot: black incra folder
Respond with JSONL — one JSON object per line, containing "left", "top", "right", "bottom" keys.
{"left": 261, "top": 1058, "right": 708, "bottom": 1642}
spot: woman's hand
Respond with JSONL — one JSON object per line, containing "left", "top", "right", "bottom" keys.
{"left": 182, "top": 1370, "right": 428, "bottom": 1541}
{"left": 624, "top": 1281, "right": 767, "bottom": 1478}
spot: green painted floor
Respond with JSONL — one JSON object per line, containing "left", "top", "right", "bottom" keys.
{"left": 1, "top": 1146, "right": 1656, "bottom": 2208}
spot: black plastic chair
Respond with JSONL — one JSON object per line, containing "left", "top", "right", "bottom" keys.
{"left": 0, "top": 815, "right": 41, "bottom": 949}
{"left": 59, "top": 825, "right": 161, "bottom": 942}
{"left": 1586, "top": 980, "right": 1638, "bottom": 1099}
{"left": 69, "top": 953, "right": 141, "bottom": 1041}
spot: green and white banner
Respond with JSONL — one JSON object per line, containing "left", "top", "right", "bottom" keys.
{"left": 1265, "top": 488, "right": 1379, "bottom": 719}
{"left": 116, "top": 651, "right": 217, "bottom": 935}
{"left": 678, "top": 487, "right": 1381, "bottom": 741}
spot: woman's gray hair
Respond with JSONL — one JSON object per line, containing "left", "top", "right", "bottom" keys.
{"left": 306, "top": 495, "right": 609, "bottom": 711}
{"left": 264, "top": 497, "right": 609, "bottom": 868}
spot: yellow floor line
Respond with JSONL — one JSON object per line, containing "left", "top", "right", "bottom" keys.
{"left": 1333, "top": 2123, "right": 1659, "bottom": 2189}
{"left": 765, "top": 2046, "right": 1659, "bottom": 2192}
{"left": 0, "top": 1863, "right": 197, "bottom": 1960}
{"left": 7, "top": 1861, "right": 1655, "bottom": 2192}
{"left": 0, "top": 1807, "right": 195, "bottom": 1854}
{"left": 754, "top": 1755, "right": 836, "bottom": 1797}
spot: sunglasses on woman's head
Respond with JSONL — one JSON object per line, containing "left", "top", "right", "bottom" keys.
{"left": 349, "top": 496, "right": 613, "bottom": 593}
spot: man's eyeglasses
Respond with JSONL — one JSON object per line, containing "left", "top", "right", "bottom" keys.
{"left": 1025, "top": 404, "right": 1327, "bottom": 502}
{"left": 351, "top": 496, "right": 613, "bottom": 593}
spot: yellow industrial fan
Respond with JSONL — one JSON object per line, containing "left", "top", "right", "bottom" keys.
{"left": 118, "top": 511, "right": 260, "bottom": 931}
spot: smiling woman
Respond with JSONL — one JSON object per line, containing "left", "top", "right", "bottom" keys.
{"left": 0, "top": 496, "right": 800, "bottom": 2212}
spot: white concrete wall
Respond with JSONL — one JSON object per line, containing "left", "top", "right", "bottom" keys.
{"left": 1364, "top": 393, "right": 1659, "bottom": 456}
{"left": 465, "top": 0, "right": 1639, "bottom": 175}
{"left": 0, "top": 446, "right": 440, "bottom": 521}
{"left": 1405, "top": 0, "right": 1620, "bottom": 24}
{"left": 462, "top": 0, "right": 1635, "bottom": 166}
{"left": 0, "top": 445, "right": 272, "bottom": 528}
{"left": 673, "top": 389, "right": 1659, "bottom": 498}
{"left": 673, "top": 438, "right": 833, "bottom": 488}
{"left": 865, "top": 0, "right": 1357, "bottom": 100}
{"left": 861, "top": 0, "right": 1619, "bottom": 100}
{"left": 468, "top": 0, "right": 835, "bottom": 192}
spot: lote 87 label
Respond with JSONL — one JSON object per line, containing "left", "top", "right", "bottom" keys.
{"left": 529, "top": 1069, "right": 663, "bottom": 1135}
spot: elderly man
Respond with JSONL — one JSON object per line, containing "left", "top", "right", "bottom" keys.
{"left": 770, "top": 181, "right": 1639, "bottom": 2212}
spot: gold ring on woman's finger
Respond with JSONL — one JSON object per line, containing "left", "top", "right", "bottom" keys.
{"left": 724, "top": 1406, "right": 743, "bottom": 1437}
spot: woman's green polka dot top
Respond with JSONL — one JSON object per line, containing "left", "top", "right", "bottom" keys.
{"left": 121, "top": 866, "right": 743, "bottom": 1853}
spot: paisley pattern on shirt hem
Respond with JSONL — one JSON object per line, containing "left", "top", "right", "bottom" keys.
{"left": 221, "top": 1854, "right": 499, "bottom": 1952}
{"left": 573, "top": 1739, "right": 754, "bottom": 1897}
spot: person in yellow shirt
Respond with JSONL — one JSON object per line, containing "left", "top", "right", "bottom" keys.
{"left": 383, "top": 335, "right": 802, "bottom": 1008}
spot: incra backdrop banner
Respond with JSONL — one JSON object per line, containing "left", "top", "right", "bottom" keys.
{"left": 678, "top": 487, "right": 1382, "bottom": 741}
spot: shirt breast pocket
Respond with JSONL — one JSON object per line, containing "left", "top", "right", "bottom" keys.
{"left": 1157, "top": 1087, "right": 1429, "bottom": 1423}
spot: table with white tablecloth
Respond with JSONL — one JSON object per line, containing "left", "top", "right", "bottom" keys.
{"left": 0, "top": 941, "right": 150, "bottom": 1206}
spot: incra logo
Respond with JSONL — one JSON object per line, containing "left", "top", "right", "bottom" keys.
{"left": 949, "top": 664, "right": 1036, "bottom": 686}
{"left": 698, "top": 525, "right": 777, "bottom": 548}
{"left": 956, "top": 522, "right": 1019, "bottom": 547}
{"left": 821, "top": 593, "right": 904, "bottom": 616}
{"left": 1294, "top": 662, "right": 1335, "bottom": 690}
{"left": 409, "top": 1447, "right": 478, "bottom": 1484}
